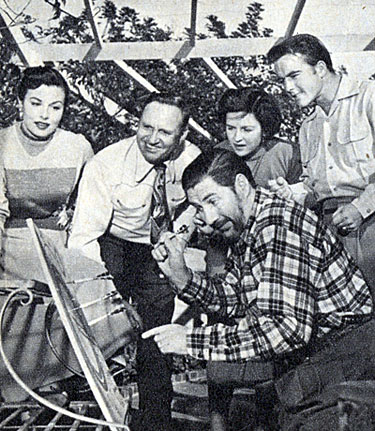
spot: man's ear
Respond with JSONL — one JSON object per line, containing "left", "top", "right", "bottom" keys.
{"left": 234, "top": 173, "right": 251, "bottom": 198}
{"left": 314, "top": 60, "right": 328, "bottom": 79}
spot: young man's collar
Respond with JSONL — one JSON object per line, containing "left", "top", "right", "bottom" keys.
{"left": 335, "top": 74, "right": 361, "bottom": 100}
{"left": 305, "top": 75, "right": 360, "bottom": 122}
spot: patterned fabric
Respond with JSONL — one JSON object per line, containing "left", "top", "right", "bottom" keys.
{"left": 150, "top": 164, "right": 172, "bottom": 245}
{"left": 178, "top": 189, "right": 373, "bottom": 362}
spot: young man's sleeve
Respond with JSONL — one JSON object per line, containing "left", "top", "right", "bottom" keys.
{"left": 350, "top": 83, "right": 375, "bottom": 218}
{"left": 68, "top": 158, "right": 113, "bottom": 263}
{"left": 289, "top": 124, "right": 317, "bottom": 207}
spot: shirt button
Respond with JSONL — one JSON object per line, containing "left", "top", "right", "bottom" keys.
{"left": 328, "top": 142, "right": 332, "bottom": 146}
{"left": 329, "top": 166, "right": 333, "bottom": 169}
{"left": 367, "top": 209, "right": 372, "bottom": 214}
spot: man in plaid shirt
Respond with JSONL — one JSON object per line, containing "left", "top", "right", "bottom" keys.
{"left": 144, "top": 149, "right": 375, "bottom": 430}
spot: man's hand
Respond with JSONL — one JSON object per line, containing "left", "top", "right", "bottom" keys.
{"left": 142, "top": 324, "right": 188, "bottom": 355}
{"left": 332, "top": 203, "right": 363, "bottom": 233}
{"left": 152, "top": 232, "right": 191, "bottom": 288}
{"left": 268, "top": 177, "right": 293, "bottom": 200}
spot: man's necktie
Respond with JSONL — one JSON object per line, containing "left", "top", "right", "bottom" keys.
{"left": 150, "top": 164, "right": 172, "bottom": 245}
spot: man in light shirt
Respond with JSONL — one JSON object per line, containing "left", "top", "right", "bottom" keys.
{"left": 68, "top": 92, "right": 200, "bottom": 431}
{"left": 267, "top": 34, "right": 375, "bottom": 297}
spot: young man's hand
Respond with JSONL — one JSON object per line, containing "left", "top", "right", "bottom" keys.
{"left": 268, "top": 177, "right": 293, "bottom": 200}
{"left": 332, "top": 203, "right": 364, "bottom": 233}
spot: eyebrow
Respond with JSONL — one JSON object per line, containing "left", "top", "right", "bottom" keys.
{"left": 141, "top": 121, "right": 175, "bottom": 134}
{"left": 279, "top": 69, "right": 301, "bottom": 81}
{"left": 29, "top": 97, "right": 64, "bottom": 105}
{"left": 202, "top": 192, "right": 217, "bottom": 202}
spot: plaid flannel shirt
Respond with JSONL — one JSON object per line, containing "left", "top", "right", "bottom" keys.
{"left": 180, "top": 189, "right": 372, "bottom": 362}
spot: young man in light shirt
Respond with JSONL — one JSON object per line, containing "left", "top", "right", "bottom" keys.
{"left": 267, "top": 33, "right": 375, "bottom": 298}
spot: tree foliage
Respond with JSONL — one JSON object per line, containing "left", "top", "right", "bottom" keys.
{"left": 0, "top": 0, "right": 305, "bottom": 152}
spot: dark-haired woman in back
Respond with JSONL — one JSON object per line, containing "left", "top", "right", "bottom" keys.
{"left": 205, "top": 87, "right": 301, "bottom": 275}
{"left": 217, "top": 87, "right": 300, "bottom": 188}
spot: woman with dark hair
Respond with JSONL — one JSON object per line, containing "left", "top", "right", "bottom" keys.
{"left": 0, "top": 66, "right": 93, "bottom": 280}
{"left": 206, "top": 88, "right": 301, "bottom": 275}
{"left": 217, "top": 87, "right": 300, "bottom": 187}
{"left": 0, "top": 66, "right": 93, "bottom": 401}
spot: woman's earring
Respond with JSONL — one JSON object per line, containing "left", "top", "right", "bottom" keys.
{"left": 17, "top": 105, "right": 23, "bottom": 121}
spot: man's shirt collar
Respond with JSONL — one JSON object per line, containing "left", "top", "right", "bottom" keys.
{"left": 306, "top": 75, "right": 361, "bottom": 122}
{"left": 128, "top": 137, "right": 178, "bottom": 184}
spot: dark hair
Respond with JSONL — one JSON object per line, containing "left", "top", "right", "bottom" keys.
{"left": 267, "top": 34, "right": 334, "bottom": 73}
{"left": 18, "top": 66, "right": 70, "bottom": 111}
{"left": 218, "top": 87, "right": 282, "bottom": 140}
{"left": 182, "top": 148, "right": 257, "bottom": 193}
{"left": 141, "top": 92, "right": 190, "bottom": 131}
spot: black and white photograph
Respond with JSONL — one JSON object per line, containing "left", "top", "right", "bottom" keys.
{"left": 0, "top": 1, "right": 375, "bottom": 430}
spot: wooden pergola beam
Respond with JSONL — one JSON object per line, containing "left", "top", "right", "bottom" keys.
{"left": 83, "top": 0, "right": 102, "bottom": 46}
{"left": 115, "top": 60, "right": 212, "bottom": 140}
{"left": 284, "top": 0, "right": 307, "bottom": 38}
{"left": 20, "top": 34, "right": 375, "bottom": 64}
{"left": 83, "top": 0, "right": 102, "bottom": 61}
{"left": 0, "top": 11, "right": 29, "bottom": 65}
{"left": 202, "top": 58, "right": 237, "bottom": 89}
{"left": 189, "top": 0, "right": 198, "bottom": 46}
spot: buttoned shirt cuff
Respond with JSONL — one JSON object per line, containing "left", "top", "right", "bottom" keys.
{"left": 351, "top": 198, "right": 375, "bottom": 219}
{"left": 186, "top": 325, "right": 212, "bottom": 361}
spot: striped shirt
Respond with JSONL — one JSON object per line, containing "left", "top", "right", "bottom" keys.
{"left": 179, "top": 189, "right": 373, "bottom": 362}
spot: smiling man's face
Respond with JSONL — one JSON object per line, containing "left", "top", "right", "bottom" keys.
{"left": 187, "top": 176, "right": 247, "bottom": 244}
{"left": 137, "top": 101, "right": 185, "bottom": 164}
{"left": 274, "top": 53, "right": 323, "bottom": 108}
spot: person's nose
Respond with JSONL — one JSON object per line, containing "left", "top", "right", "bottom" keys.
{"left": 284, "top": 77, "right": 295, "bottom": 94}
{"left": 202, "top": 206, "right": 219, "bottom": 228}
{"left": 40, "top": 105, "right": 49, "bottom": 120}
{"left": 234, "top": 128, "right": 243, "bottom": 142}
{"left": 148, "top": 129, "right": 159, "bottom": 144}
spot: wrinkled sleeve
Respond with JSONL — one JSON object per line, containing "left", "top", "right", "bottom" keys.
{"left": 0, "top": 163, "right": 9, "bottom": 235}
{"left": 183, "top": 226, "right": 317, "bottom": 362}
{"left": 351, "top": 85, "right": 375, "bottom": 218}
{"left": 289, "top": 124, "right": 317, "bottom": 208}
{"left": 68, "top": 158, "right": 113, "bottom": 263}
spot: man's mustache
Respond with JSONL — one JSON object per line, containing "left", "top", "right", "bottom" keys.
{"left": 195, "top": 217, "right": 230, "bottom": 231}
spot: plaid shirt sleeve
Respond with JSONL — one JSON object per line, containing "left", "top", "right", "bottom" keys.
{"left": 182, "top": 206, "right": 372, "bottom": 362}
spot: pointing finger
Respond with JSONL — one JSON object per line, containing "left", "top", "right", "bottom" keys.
{"left": 141, "top": 324, "right": 171, "bottom": 339}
